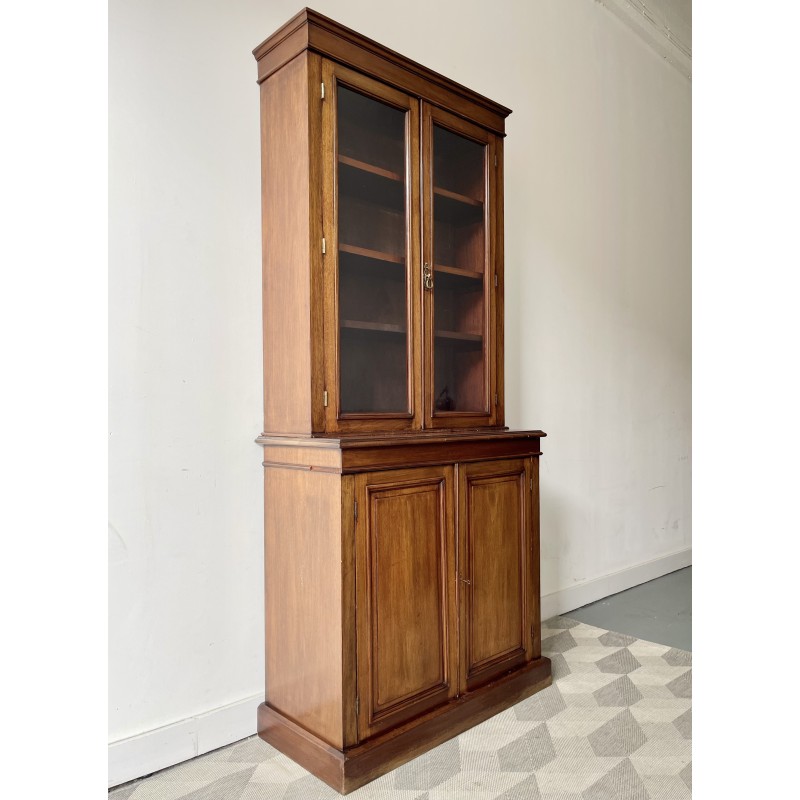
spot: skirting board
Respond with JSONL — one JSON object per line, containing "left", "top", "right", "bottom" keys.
{"left": 540, "top": 546, "right": 692, "bottom": 622}
{"left": 108, "top": 547, "right": 691, "bottom": 788}
{"left": 108, "top": 692, "right": 262, "bottom": 788}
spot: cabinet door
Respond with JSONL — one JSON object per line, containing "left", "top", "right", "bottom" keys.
{"left": 458, "top": 459, "right": 534, "bottom": 693}
{"left": 322, "top": 60, "right": 422, "bottom": 433}
{"left": 422, "top": 103, "right": 499, "bottom": 428}
{"left": 355, "top": 466, "right": 457, "bottom": 740}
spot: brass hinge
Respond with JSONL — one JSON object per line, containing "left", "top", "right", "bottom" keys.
{"left": 494, "top": 153, "right": 498, "bottom": 167}
{"left": 323, "top": 389, "right": 328, "bottom": 407}
{"left": 494, "top": 392, "right": 499, "bottom": 406}
{"left": 531, "top": 624, "right": 536, "bottom": 640}
{"left": 354, "top": 500, "right": 358, "bottom": 521}
{"left": 321, "top": 81, "right": 325, "bottom": 100}
{"left": 530, "top": 476, "right": 533, "bottom": 492}
{"left": 322, "top": 237, "right": 327, "bottom": 255}
{"left": 494, "top": 273, "right": 498, "bottom": 288}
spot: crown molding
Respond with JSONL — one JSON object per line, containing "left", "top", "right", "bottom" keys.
{"left": 596, "top": 0, "right": 691, "bottom": 79}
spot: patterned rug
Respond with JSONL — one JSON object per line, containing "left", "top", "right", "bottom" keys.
{"left": 109, "top": 617, "right": 691, "bottom": 799}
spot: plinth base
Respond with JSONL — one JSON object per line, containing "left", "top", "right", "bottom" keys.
{"left": 258, "top": 656, "right": 552, "bottom": 794}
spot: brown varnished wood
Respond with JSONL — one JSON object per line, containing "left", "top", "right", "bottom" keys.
{"left": 531, "top": 456, "right": 542, "bottom": 658}
{"left": 261, "top": 52, "right": 313, "bottom": 434}
{"left": 422, "top": 103, "right": 498, "bottom": 429}
{"left": 258, "top": 655, "right": 551, "bottom": 794}
{"left": 254, "top": 14, "right": 549, "bottom": 793}
{"left": 342, "top": 437, "right": 539, "bottom": 473}
{"left": 321, "top": 60, "right": 422, "bottom": 433}
{"left": 308, "top": 52, "right": 326, "bottom": 432}
{"left": 354, "top": 466, "right": 457, "bottom": 739}
{"left": 264, "top": 466, "right": 345, "bottom": 747}
{"left": 258, "top": 430, "right": 545, "bottom": 473}
{"left": 253, "top": 9, "right": 511, "bottom": 135}
{"left": 458, "top": 459, "right": 533, "bottom": 693}
{"left": 259, "top": 702, "right": 347, "bottom": 790}
{"left": 494, "top": 137, "right": 506, "bottom": 427}
{"left": 340, "top": 473, "right": 358, "bottom": 746}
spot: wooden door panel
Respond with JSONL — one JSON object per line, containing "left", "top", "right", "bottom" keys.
{"left": 422, "top": 102, "right": 498, "bottom": 429}
{"left": 321, "top": 59, "right": 423, "bottom": 433}
{"left": 458, "top": 459, "right": 533, "bottom": 692}
{"left": 355, "top": 466, "right": 457, "bottom": 740}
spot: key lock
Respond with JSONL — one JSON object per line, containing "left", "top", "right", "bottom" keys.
{"left": 423, "top": 262, "right": 434, "bottom": 290}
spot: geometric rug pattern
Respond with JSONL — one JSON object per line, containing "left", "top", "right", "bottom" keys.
{"left": 109, "top": 617, "right": 691, "bottom": 800}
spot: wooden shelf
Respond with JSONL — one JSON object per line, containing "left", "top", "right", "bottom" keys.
{"left": 339, "top": 154, "right": 403, "bottom": 183}
{"left": 433, "top": 191, "right": 484, "bottom": 224}
{"left": 433, "top": 186, "right": 482, "bottom": 207}
{"left": 340, "top": 243, "right": 405, "bottom": 264}
{"left": 434, "top": 330, "right": 483, "bottom": 342}
{"left": 435, "top": 264, "right": 483, "bottom": 281}
{"left": 341, "top": 320, "right": 406, "bottom": 335}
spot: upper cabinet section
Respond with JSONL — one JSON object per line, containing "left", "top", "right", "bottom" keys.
{"left": 255, "top": 10, "right": 510, "bottom": 436}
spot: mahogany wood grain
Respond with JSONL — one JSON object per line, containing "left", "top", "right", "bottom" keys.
{"left": 307, "top": 53, "right": 326, "bottom": 432}
{"left": 354, "top": 467, "right": 457, "bottom": 739}
{"left": 261, "top": 52, "right": 314, "bottom": 434}
{"left": 422, "top": 102, "right": 498, "bottom": 428}
{"left": 254, "top": 15, "right": 549, "bottom": 794}
{"left": 494, "top": 137, "right": 505, "bottom": 427}
{"left": 530, "top": 456, "right": 542, "bottom": 658}
{"left": 342, "top": 437, "right": 540, "bottom": 473}
{"left": 264, "top": 466, "right": 345, "bottom": 747}
{"left": 252, "top": 9, "right": 511, "bottom": 135}
{"left": 258, "top": 655, "right": 552, "bottom": 794}
{"left": 340, "top": 474, "right": 358, "bottom": 746}
{"left": 258, "top": 430, "right": 545, "bottom": 473}
{"left": 458, "top": 459, "right": 533, "bottom": 692}
{"left": 321, "top": 60, "right": 422, "bottom": 433}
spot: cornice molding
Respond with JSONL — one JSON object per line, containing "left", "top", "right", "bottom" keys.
{"left": 596, "top": 0, "right": 692, "bottom": 79}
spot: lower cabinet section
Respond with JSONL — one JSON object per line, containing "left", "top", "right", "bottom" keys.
{"left": 259, "top": 436, "right": 551, "bottom": 794}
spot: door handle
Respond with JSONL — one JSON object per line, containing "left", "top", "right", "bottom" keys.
{"left": 423, "top": 262, "right": 433, "bottom": 290}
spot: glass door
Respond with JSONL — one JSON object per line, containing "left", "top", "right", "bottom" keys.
{"left": 422, "top": 104, "right": 497, "bottom": 427}
{"left": 322, "top": 62, "right": 421, "bottom": 432}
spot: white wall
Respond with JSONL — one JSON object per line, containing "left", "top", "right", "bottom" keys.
{"left": 109, "top": 0, "right": 690, "bottom": 783}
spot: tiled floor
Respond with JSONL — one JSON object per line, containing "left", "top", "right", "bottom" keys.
{"left": 110, "top": 568, "right": 691, "bottom": 799}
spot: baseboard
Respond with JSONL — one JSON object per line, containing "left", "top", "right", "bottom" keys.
{"left": 109, "top": 550, "right": 691, "bottom": 788}
{"left": 108, "top": 692, "right": 262, "bottom": 788}
{"left": 540, "top": 547, "right": 692, "bottom": 623}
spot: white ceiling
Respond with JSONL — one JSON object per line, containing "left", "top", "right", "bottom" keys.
{"left": 600, "top": 0, "right": 692, "bottom": 78}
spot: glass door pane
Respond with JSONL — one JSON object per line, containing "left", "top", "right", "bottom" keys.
{"left": 430, "top": 122, "right": 489, "bottom": 415}
{"left": 336, "top": 85, "right": 410, "bottom": 415}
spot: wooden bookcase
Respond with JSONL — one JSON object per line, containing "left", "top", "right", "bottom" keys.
{"left": 253, "top": 9, "right": 551, "bottom": 793}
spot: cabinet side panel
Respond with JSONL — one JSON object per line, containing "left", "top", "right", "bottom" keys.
{"left": 264, "top": 467, "right": 344, "bottom": 747}
{"left": 261, "top": 53, "right": 313, "bottom": 434}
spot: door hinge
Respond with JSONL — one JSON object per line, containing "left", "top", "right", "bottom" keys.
{"left": 494, "top": 153, "right": 498, "bottom": 167}
{"left": 494, "top": 273, "right": 498, "bottom": 288}
{"left": 323, "top": 389, "right": 328, "bottom": 407}
{"left": 494, "top": 392, "right": 499, "bottom": 406}
{"left": 321, "top": 81, "right": 325, "bottom": 100}
{"left": 531, "top": 624, "right": 536, "bottom": 640}
{"left": 322, "top": 237, "right": 327, "bottom": 255}
{"left": 354, "top": 500, "right": 358, "bottom": 521}
{"left": 530, "top": 476, "right": 533, "bottom": 492}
